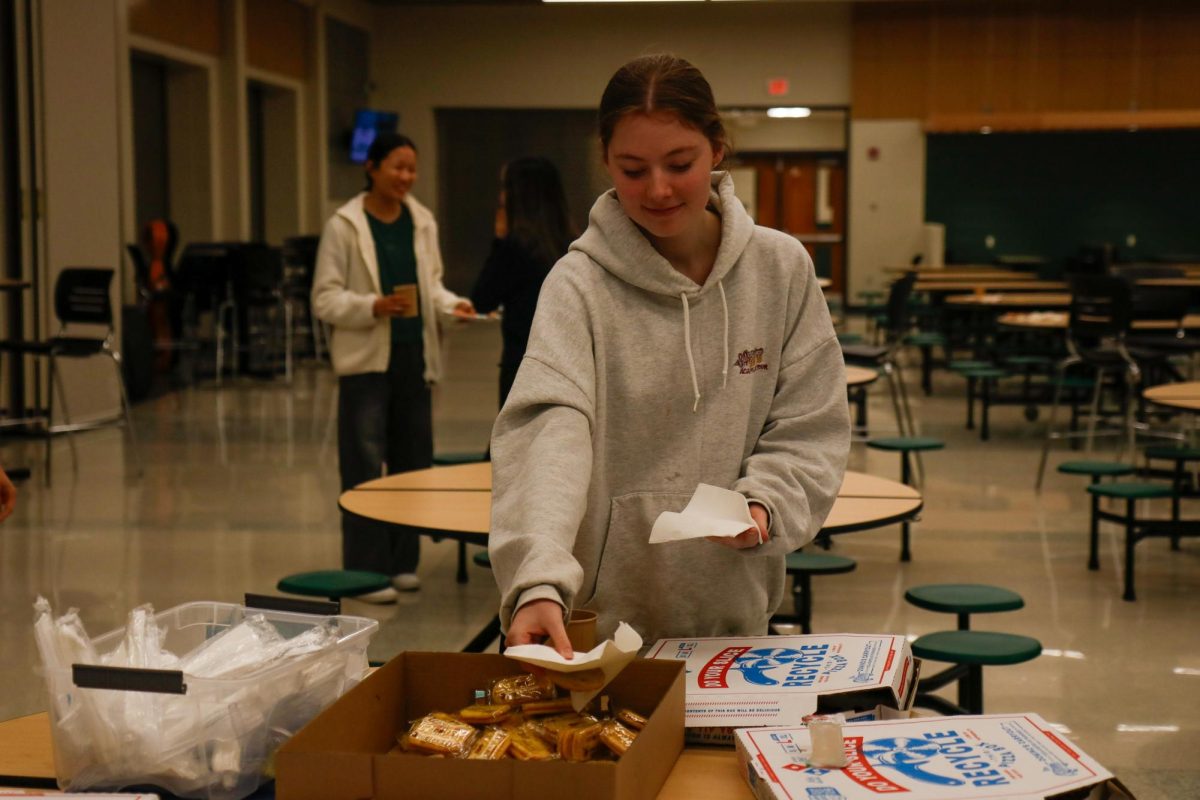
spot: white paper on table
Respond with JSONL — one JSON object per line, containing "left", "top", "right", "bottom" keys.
{"left": 649, "top": 483, "right": 758, "bottom": 544}
{"left": 503, "top": 622, "right": 643, "bottom": 711}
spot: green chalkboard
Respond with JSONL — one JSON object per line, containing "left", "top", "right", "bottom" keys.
{"left": 925, "top": 130, "right": 1200, "bottom": 273}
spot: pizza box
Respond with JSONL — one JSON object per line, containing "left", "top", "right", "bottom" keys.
{"left": 647, "top": 634, "right": 917, "bottom": 744}
{"left": 734, "top": 713, "right": 1128, "bottom": 799}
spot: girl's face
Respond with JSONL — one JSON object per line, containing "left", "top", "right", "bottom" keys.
{"left": 604, "top": 112, "right": 722, "bottom": 243}
{"left": 367, "top": 146, "right": 418, "bottom": 203}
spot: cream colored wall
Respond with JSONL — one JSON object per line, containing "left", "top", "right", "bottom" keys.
{"left": 847, "top": 120, "right": 926, "bottom": 302}
{"left": 39, "top": 0, "right": 124, "bottom": 424}
{"left": 369, "top": 3, "right": 852, "bottom": 214}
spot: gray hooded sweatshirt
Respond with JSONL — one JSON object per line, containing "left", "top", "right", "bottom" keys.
{"left": 489, "top": 172, "right": 850, "bottom": 645}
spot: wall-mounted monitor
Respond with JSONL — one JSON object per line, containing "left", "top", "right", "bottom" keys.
{"left": 349, "top": 109, "right": 400, "bottom": 164}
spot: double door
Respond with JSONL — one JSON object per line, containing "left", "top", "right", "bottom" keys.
{"left": 729, "top": 155, "right": 846, "bottom": 295}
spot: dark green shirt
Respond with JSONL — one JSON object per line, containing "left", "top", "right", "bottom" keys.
{"left": 366, "top": 207, "right": 422, "bottom": 345}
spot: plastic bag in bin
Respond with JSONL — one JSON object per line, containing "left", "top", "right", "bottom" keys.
{"left": 33, "top": 596, "right": 378, "bottom": 800}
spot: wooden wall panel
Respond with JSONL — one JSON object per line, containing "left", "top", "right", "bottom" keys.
{"left": 852, "top": 4, "right": 930, "bottom": 119}
{"left": 853, "top": 1, "right": 1200, "bottom": 127}
{"left": 128, "top": 0, "right": 222, "bottom": 56}
{"left": 245, "top": 0, "right": 310, "bottom": 80}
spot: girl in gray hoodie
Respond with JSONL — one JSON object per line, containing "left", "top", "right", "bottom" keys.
{"left": 489, "top": 55, "right": 850, "bottom": 653}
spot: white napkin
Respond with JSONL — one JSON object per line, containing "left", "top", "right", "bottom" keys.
{"left": 504, "top": 622, "right": 643, "bottom": 711}
{"left": 649, "top": 483, "right": 759, "bottom": 544}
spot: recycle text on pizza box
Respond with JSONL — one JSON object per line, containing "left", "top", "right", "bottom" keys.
{"left": 647, "top": 634, "right": 917, "bottom": 745}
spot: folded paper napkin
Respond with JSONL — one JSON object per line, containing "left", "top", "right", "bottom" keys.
{"left": 648, "top": 483, "right": 759, "bottom": 544}
{"left": 504, "top": 622, "right": 643, "bottom": 711}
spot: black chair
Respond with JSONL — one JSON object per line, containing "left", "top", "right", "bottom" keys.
{"left": 233, "top": 244, "right": 292, "bottom": 382}
{"left": 1036, "top": 274, "right": 1140, "bottom": 488}
{"left": 174, "top": 242, "right": 238, "bottom": 383}
{"left": 0, "top": 268, "right": 141, "bottom": 484}
{"left": 282, "top": 235, "right": 326, "bottom": 360}
{"left": 842, "top": 272, "right": 919, "bottom": 441}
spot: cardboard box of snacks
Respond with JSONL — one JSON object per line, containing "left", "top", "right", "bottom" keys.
{"left": 647, "top": 634, "right": 917, "bottom": 745}
{"left": 275, "top": 652, "right": 685, "bottom": 800}
{"left": 734, "top": 713, "right": 1124, "bottom": 800}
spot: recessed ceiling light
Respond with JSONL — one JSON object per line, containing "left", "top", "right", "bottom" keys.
{"left": 767, "top": 107, "right": 811, "bottom": 119}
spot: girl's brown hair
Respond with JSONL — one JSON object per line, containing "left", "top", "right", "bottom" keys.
{"left": 599, "top": 54, "right": 730, "bottom": 160}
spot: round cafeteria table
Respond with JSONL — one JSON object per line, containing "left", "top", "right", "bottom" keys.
{"left": 845, "top": 365, "right": 878, "bottom": 387}
{"left": 998, "top": 311, "right": 1200, "bottom": 331}
{"left": 339, "top": 464, "right": 922, "bottom": 539}
{"left": 944, "top": 292, "right": 1071, "bottom": 309}
{"left": 340, "top": 464, "right": 920, "bottom": 652}
{"left": 916, "top": 280, "right": 1065, "bottom": 294}
{"left": 1143, "top": 381, "right": 1200, "bottom": 412}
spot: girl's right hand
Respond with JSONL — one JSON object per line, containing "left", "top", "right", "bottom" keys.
{"left": 507, "top": 599, "right": 573, "bottom": 658}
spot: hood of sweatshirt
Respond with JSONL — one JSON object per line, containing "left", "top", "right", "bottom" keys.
{"left": 570, "top": 171, "right": 754, "bottom": 298}
{"left": 569, "top": 172, "right": 755, "bottom": 411}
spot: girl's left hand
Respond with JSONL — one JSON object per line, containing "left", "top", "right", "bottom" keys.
{"left": 451, "top": 300, "right": 476, "bottom": 320}
{"left": 708, "top": 502, "right": 769, "bottom": 549}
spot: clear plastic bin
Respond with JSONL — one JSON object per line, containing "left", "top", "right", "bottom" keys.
{"left": 40, "top": 599, "right": 378, "bottom": 800}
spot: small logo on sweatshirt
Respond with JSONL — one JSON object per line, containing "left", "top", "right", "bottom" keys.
{"left": 736, "top": 348, "right": 768, "bottom": 374}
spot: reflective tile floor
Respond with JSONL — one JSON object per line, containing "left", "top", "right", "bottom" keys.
{"left": 1, "top": 321, "right": 1197, "bottom": 798}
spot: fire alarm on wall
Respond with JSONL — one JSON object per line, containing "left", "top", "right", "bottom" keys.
{"left": 867, "top": 146, "right": 880, "bottom": 161}
{"left": 767, "top": 78, "right": 789, "bottom": 97}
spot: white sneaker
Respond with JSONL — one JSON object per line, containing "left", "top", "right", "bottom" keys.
{"left": 392, "top": 573, "right": 421, "bottom": 592}
{"left": 356, "top": 586, "right": 399, "bottom": 604}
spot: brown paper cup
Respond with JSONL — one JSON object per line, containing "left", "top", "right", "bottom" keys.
{"left": 392, "top": 283, "right": 419, "bottom": 318}
{"left": 565, "top": 609, "right": 597, "bottom": 652}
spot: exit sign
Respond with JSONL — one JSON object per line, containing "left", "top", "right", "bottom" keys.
{"left": 767, "top": 78, "right": 789, "bottom": 96}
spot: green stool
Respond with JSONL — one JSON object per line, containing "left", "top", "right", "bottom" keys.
{"left": 1086, "top": 482, "right": 1175, "bottom": 601}
{"left": 912, "top": 630, "right": 1042, "bottom": 715}
{"left": 837, "top": 332, "right": 864, "bottom": 345}
{"left": 770, "top": 552, "right": 857, "bottom": 634}
{"left": 472, "top": 550, "right": 492, "bottom": 569}
{"left": 1057, "top": 461, "right": 1136, "bottom": 570}
{"left": 277, "top": 569, "right": 391, "bottom": 601}
{"left": 960, "top": 366, "right": 1009, "bottom": 441}
{"left": 904, "top": 331, "right": 947, "bottom": 396}
{"left": 905, "top": 584, "right": 1024, "bottom": 631}
{"left": 1144, "top": 446, "right": 1200, "bottom": 550}
{"left": 866, "top": 436, "right": 945, "bottom": 561}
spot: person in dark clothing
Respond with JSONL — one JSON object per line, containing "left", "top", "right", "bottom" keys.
{"left": 471, "top": 157, "right": 575, "bottom": 407}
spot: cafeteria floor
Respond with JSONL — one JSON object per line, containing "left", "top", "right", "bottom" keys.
{"left": 1, "top": 320, "right": 1197, "bottom": 799}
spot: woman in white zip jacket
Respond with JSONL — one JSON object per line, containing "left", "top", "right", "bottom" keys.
{"left": 489, "top": 55, "right": 850, "bottom": 650}
{"left": 313, "top": 132, "right": 474, "bottom": 601}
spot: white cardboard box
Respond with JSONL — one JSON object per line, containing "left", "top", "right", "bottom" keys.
{"left": 734, "top": 713, "right": 1117, "bottom": 800}
{"left": 647, "top": 634, "right": 917, "bottom": 744}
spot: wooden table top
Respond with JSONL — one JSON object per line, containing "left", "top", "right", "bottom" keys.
{"left": 884, "top": 265, "right": 1035, "bottom": 277}
{"left": 945, "top": 292, "right": 1072, "bottom": 308}
{"left": 920, "top": 281, "right": 1066, "bottom": 293}
{"left": 817, "top": 277, "right": 832, "bottom": 289}
{"left": 340, "top": 466, "right": 921, "bottom": 538}
{"left": 997, "top": 311, "right": 1200, "bottom": 331}
{"left": 845, "top": 365, "right": 878, "bottom": 387}
{"left": 1143, "top": 382, "right": 1200, "bottom": 411}
{"left": 1134, "top": 277, "right": 1200, "bottom": 288}
{"left": 0, "top": 711, "right": 754, "bottom": 798}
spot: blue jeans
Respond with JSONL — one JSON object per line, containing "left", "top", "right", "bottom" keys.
{"left": 338, "top": 342, "right": 432, "bottom": 575}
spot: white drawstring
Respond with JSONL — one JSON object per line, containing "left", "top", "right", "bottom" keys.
{"left": 681, "top": 292, "right": 701, "bottom": 413}
{"left": 718, "top": 281, "right": 729, "bottom": 389}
